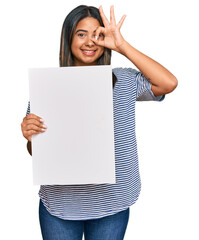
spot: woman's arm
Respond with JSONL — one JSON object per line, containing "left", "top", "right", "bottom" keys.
{"left": 118, "top": 41, "right": 178, "bottom": 96}
{"left": 95, "top": 5, "right": 178, "bottom": 96}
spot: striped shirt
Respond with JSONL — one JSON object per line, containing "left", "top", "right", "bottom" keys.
{"left": 26, "top": 67, "right": 164, "bottom": 220}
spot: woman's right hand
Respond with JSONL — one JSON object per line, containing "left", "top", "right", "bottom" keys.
{"left": 21, "top": 113, "right": 47, "bottom": 142}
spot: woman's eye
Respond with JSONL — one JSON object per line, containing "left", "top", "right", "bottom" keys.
{"left": 78, "top": 33, "right": 85, "bottom": 38}
{"left": 98, "top": 34, "right": 104, "bottom": 39}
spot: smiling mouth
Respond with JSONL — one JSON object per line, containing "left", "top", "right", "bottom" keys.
{"left": 81, "top": 49, "right": 97, "bottom": 56}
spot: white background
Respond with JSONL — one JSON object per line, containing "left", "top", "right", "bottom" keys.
{"left": 0, "top": 0, "right": 198, "bottom": 239}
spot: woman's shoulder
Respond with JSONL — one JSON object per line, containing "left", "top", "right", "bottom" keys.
{"left": 112, "top": 67, "right": 138, "bottom": 79}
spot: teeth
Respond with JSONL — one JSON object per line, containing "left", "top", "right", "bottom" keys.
{"left": 83, "top": 50, "right": 95, "bottom": 53}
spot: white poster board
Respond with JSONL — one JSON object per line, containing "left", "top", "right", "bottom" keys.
{"left": 29, "top": 65, "right": 116, "bottom": 185}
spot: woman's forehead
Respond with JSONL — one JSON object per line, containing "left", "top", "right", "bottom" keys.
{"left": 75, "top": 17, "right": 101, "bottom": 31}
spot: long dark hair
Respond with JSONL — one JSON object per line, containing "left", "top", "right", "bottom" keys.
{"left": 59, "top": 5, "right": 117, "bottom": 88}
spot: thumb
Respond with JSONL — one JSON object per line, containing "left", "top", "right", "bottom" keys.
{"left": 93, "top": 26, "right": 106, "bottom": 46}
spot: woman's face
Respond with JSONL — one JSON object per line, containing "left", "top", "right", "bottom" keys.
{"left": 71, "top": 17, "right": 104, "bottom": 66}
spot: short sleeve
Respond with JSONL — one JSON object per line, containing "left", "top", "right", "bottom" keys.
{"left": 131, "top": 69, "right": 165, "bottom": 101}
{"left": 26, "top": 101, "right": 30, "bottom": 116}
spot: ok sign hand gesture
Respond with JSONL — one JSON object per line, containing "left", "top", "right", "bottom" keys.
{"left": 94, "top": 6, "right": 126, "bottom": 52}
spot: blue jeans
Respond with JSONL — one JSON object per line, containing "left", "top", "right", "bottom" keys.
{"left": 39, "top": 200, "right": 130, "bottom": 240}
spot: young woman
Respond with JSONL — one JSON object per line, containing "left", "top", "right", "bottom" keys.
{"left": 21, "top": 5, "right": 177, "bottom": 240}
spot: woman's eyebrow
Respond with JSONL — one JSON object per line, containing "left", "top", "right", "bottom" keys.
{"left": 75, "top": 29, "right": 88, "bottom": 34}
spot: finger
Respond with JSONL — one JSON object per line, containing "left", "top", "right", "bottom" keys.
{"left": 117, "top": 14, "right": 126, "bottom": 29}
{"left": 22, "top": 117, "right": 47, "bottom": 134}
{"left": 25, "top": 123, "right": 47, "bottom": 132}
{"left": 99, "top": 5, "right": 109, "bottom": 27}
{"left": 94, "top": 26, "right": 106, "bottom": 41}
{"left": 22, "top": 125, "right": 46, "bottom": 142}
{"left": 25, "top": 119, "right": 47, "bottom": 129}
{"left": 110, "top": 5, "right": 116, "bottom": 25}
{"left": 25, "top": 113, "right": 44, "bottom": 122}
{"left": 93, "top": 27, "right": 106, "bottom": 46}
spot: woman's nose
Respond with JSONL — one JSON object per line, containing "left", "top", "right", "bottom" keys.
{"left": 85, "top": 35, "right": 95, "bottom": 47}
{"left": 86, "top": 40, "right": 94, "bottom": 47}
{"left": 87, "top": 41, "right": 94, "bottom": 47}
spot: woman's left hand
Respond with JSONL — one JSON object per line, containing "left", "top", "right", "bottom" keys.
{"left": 94, "top": 5, "right": 126, "bottom": 52}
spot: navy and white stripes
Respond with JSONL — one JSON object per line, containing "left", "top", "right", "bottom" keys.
{"left": 26, "top": 67, "right": 164, "bottom": 220}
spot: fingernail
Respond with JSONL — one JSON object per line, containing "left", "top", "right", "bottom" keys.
{"left": 95, "top": 36, "right": 98, "bottom": 41}
{"left": 41, "top": 128, "right": 46, "bottom": 132}
{"left": 42, "top": 124, "right": 48, "bottom": 129}
{"left": 40, "top": 118, "right": 44, "bottom": 122}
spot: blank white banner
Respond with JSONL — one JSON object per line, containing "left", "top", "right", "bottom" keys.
{"left": 29, "top": 65, "right": 116, "bottom": 185}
